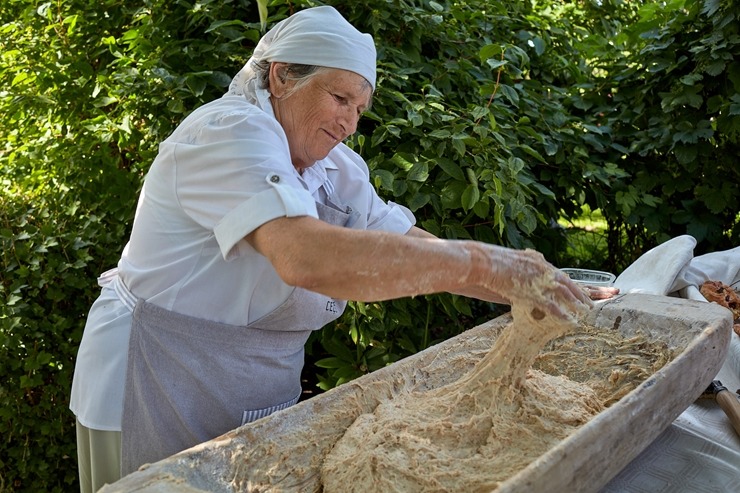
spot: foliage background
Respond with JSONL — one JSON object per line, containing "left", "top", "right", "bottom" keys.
{"left": 1, "top": 0, "right": 738, "bottom": 490}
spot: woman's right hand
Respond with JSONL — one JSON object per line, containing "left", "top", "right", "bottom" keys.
{"left": 472, "top": 244, "right": 593, "bottom": 322}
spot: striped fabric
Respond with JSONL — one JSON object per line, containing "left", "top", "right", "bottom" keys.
{"left": 241, "top": 394, "right": 300, "bottom": 426}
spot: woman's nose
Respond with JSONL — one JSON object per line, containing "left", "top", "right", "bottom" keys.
{"left": 339, "top": 107, "right": 359, "bottom": 136}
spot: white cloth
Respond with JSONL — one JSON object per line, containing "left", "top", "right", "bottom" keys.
{"left": 674, "top": 246, "right": 740, "bottom": 302}
{"left": 228, "top": 6, "right": 376, "bottom": 101}
{"left": 70, "top": 84, "right": 414, "bottom": 431}
{"left": 604, "top": 236, "right": 740, "bottom": 492}
{"left": 613, "top": 235, "right": 697, "bottom": 295}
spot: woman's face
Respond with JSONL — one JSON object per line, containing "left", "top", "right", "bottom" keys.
{"left": 270, "top": 65, "right": 372, "bottom": 170}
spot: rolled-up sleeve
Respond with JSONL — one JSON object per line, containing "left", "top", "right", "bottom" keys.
{"left": 215, "top": 173, "right": 317, "bottom": 260}
{"left": 370, "top": 200, "right": 416, "bottom": 234}
{"left": 171, "top": 102, "right": 318, "bottom": 261}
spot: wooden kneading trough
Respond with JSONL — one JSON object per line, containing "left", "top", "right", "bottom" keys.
{"left": 101, "top": 294, "right": 733, "bottom": 493}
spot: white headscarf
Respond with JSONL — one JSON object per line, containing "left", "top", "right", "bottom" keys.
{"left": 227, "top": 6, "right": 377, "bottom": 103}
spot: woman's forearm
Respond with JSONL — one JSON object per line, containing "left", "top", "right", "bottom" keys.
{"left": 247, "top": 215, "right": 591, "bottom": 319}
{"left": 247, "top": 216, "right": 489, "bottom": 302}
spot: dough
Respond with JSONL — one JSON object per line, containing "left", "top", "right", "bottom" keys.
{"left": 321, "top": 294, "right": 602, "bottom": 492}
{"left": 534, "top": 328, "right": 673, "bottom": 406}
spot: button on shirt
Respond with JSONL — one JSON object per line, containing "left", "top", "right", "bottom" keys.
{"left": 70, "top": 88, "right": 415, "bottom": 431}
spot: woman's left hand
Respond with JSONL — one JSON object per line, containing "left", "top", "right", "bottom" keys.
{"left": 582, "top": 285, "right": 620, "bottom": 300}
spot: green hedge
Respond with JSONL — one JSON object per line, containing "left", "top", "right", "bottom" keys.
{"left": 1, "top": 0, "right": 738, "bottom": 490}
{"left": 591, "top": 0, "right": 740, "bottom": 255}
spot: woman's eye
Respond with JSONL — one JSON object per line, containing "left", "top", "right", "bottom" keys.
{"left": 333, "top": 94, "right": 346, "bottom": 104}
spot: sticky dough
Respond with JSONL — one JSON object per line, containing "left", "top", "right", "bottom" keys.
{"left": 321, "top": 294, "right": 603, "bottom": 492}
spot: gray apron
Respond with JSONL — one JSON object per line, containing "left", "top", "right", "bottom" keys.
{"left": 121, "top": 193, "right": 359, "bottom": 475}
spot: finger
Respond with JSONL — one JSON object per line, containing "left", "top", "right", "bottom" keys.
{"left": 586, "top": 286, "right": 620, "bottom": 300}
{"left": 544, "top": 278, "right": 593, "bottom": 316}
{"left": 539, "top": 296, "right": 590, "bottom": 323}
{"left": 554, "top": 271, "right": 592, "bottom": 305}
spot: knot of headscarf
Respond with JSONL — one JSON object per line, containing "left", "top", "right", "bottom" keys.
{"left": 227, "top": 6, "right": 377, "bottom": 103}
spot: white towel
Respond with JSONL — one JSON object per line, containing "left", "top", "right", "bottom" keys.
{"left": 613, "top": 235, "right": 696, "bottom": 295}
{"left": 673, "top": 245, "right": 740, "bottom": 298}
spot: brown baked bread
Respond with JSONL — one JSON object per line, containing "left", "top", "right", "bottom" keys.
{"left": 699, "top": 280, "right": 740, "bottom": 336}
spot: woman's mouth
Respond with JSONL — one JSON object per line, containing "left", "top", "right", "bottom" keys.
{"left": 324, "top": 129, "right": 340, "bottom": 142}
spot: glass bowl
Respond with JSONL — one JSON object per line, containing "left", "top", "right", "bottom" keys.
{"left": 561, "top": 268, "right": 616, "bottom": 287}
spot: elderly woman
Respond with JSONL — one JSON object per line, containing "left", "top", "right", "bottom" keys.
{"left": 70, "top": 6, "right": 598, "bottom": 491}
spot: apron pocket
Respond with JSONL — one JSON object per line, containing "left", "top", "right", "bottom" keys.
{"left": 241, "top": 393, "right": 301, "bottom": 426}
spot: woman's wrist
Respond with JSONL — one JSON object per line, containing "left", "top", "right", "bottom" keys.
{"left": 461, "top": 241, "right": 497, "bottom": 292}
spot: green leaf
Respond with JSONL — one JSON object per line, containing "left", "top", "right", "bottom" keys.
{"left": 670, "top": 87, "right": 703, "bottom": 108}
{"left": 121, "top": 28, "right": 139, "bottom": 41}
{"left": 529, "top": 37, "right": 546, "bottom": 56}
{"left": 436, "top": 158, "right": 465, "bottom": 181}
{"left": 465, "top": 167, "right": 478, "bottom": 187}
{"left": 441, "top": 182, "right": 467, "bottom": 210}
{"left": 461, "top": 184, "right": 480, "bottom": 211}
{"left": 701, "top": 0, "right": 721, "bottom": 16}
{"left": 473, "top": 199, "right": 490, "bottom": 219}
{"left": 11, "top": 72, "right": 30, "bottom": 86}
{"left": 582, "top": 124, "right": 607, "bottom": 134}
{"left": 321, "top": 334, "right": 356, "bottom": 362}
{"left": 428, "top": 129, "right": 451, "bottom": 139}
{"left": 486, "top": 59, "right": 508, "bottom": 70}
{"left": 517, "top": 144, "right": 546, "bottom": 163}
{"left": 480, "top": 44, "right": 505, "bottom": 62}
{"left": 205, "top": 20, "right": 246, "bottom": 33}
{"left": 93, "top": 96, "right": 118, "bottom": 108}
{"left": 167, "top": 99, "right": 185, "bottom": 113}
{"left": 679, "top": 74, "right": 703, "bottom": 86}
{"left": 429, "top": 1, "right": 444, "bottom": 13}
{"left": 6, "top": 294, "right": 23, "bottom": 306}
{"left": 407, "top": 192, "right": 430, "bottom": 211}
{"left": 333, "top": 366, "right": 361, "bottom": 379}
{"left": 372, "top": 169, "right": 395, "bottom": 191}
{"left": 499, "top": 84, "right": 519, "bottom": 106}
{"left": 391, "top": 152, "right": 414, "bottom": 171}
{"left": 36, "top": 351, "right": 53, "bottom": 366}
{"left": 407, "top": 161, "right": 429, "bottom": 182}
{"left": 530, "top": 182, "right": 556, "bottom": 200}
{"left": 257, "top": 0, "right": 269, "bottom": 31}
{"left": 705, "top": 60, "right": 726, "bottom": 76}
{"left": 451, "top": 138, "right": 466, "bottom": 156}
{"left": 314, "top": 357, "right": 348, "bottom": 369}
{"left": 186, "top": 76, "right": 207, "bottom": 97}
{"left": 673, "top": 145, "right": 698, "bottom": 164}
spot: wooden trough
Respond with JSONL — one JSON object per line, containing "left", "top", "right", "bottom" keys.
{"left": 101, "top": 294, "right": 733, "bottom": 492}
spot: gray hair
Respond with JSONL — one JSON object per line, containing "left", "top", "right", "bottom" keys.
{"left": 252, "top": 60, "right": 373, "bottom": 102}
{"left": 252, "top": 60, "right": 331, "bottom": 99}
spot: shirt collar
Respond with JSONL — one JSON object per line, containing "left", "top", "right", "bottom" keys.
{"left": 300, "top": 158, "right": 338, "bottom": 196}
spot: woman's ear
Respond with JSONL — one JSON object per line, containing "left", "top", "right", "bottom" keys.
{"left": 269, "top": 62, "right": 289, "bottom": 99}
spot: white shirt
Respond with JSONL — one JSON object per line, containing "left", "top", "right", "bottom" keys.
{"left": 70, "top": 89, "right": 415, "bottom": 431}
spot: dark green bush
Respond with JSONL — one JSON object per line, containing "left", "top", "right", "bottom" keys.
{"left": 1, "top": 1, "right": 263, "bottom": 489}
{"left": 568, "top": 0, "right": 740, "bottom": 264}
{"left": 309, "top": 0, "right": 609, "bottom": 388}
{"left": 0, "top": 193, "right": 105, "bottom": 490}
{"left": 1, "top": 0, "right": 738, "bottom": 490}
